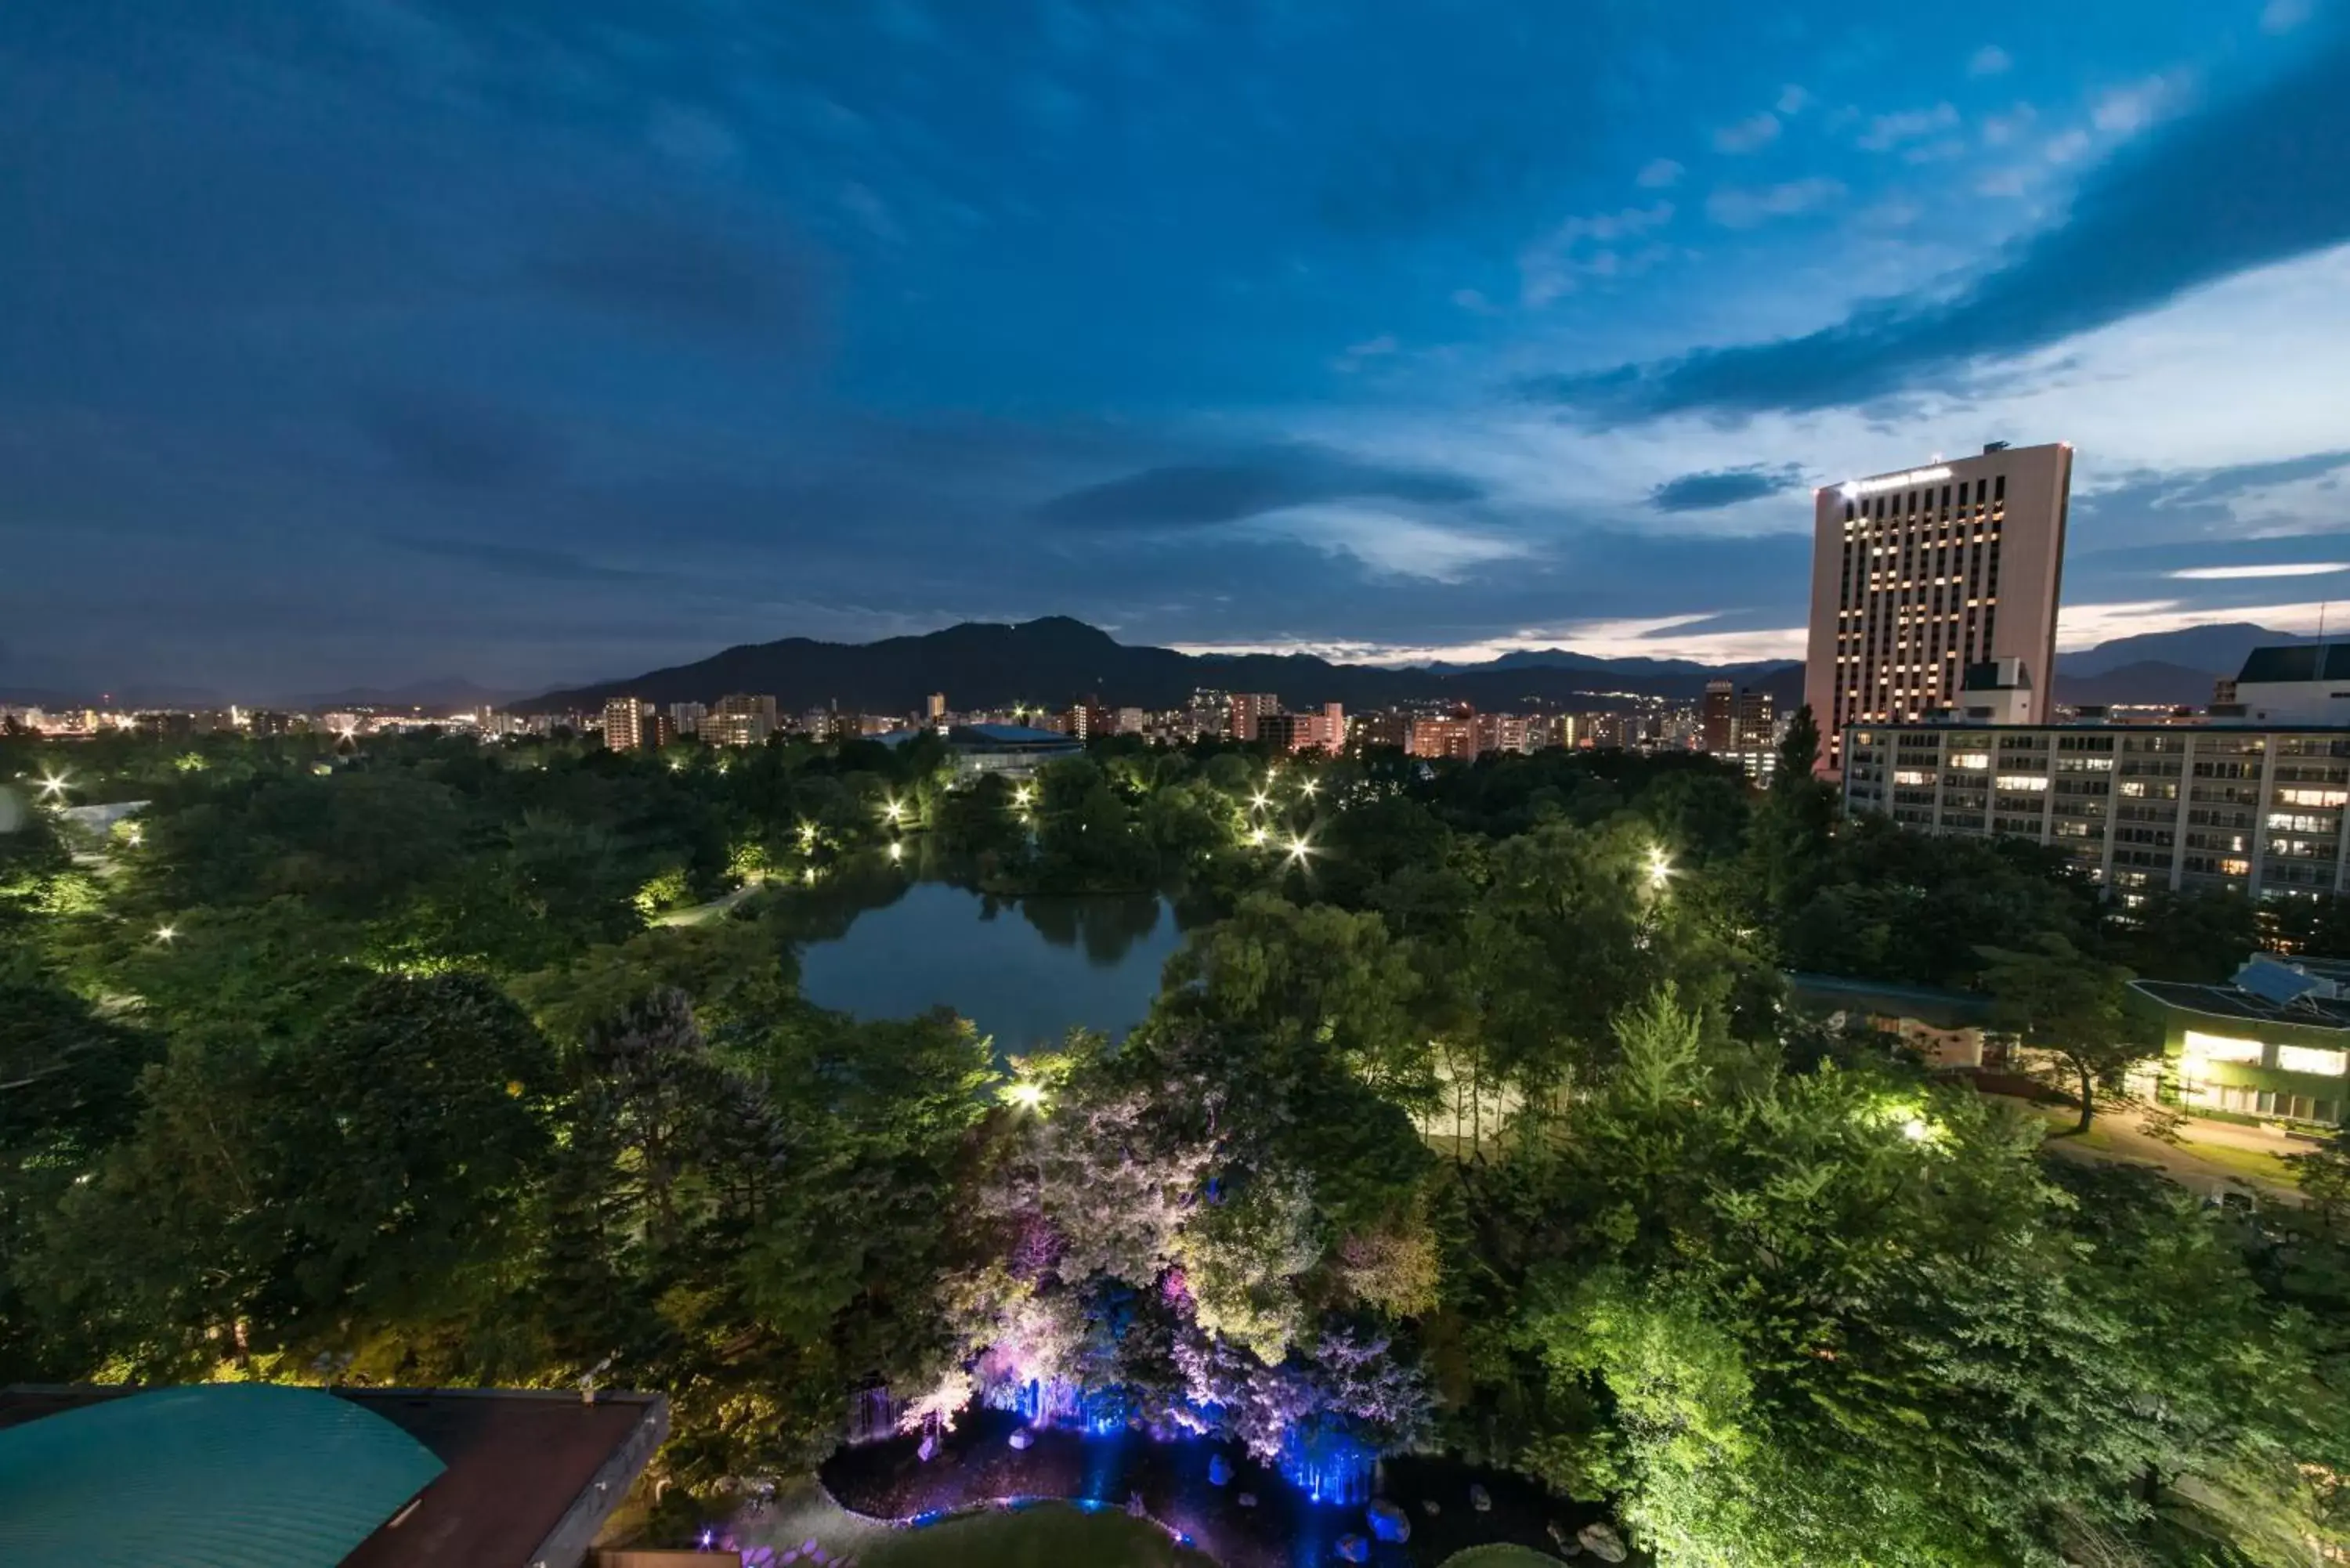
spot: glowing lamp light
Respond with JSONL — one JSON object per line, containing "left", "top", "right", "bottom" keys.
{"left": 1014, "top": 786, "right": 1033, "bottom": 807}
{"left": 1249, "top": 827, "right": 1269, "bottom": 846}
{"left": 1004, "top": 1080, "right": 1047, "bottom": 1111}
{"left": 1249, "top": 791, "right": 1270, "bottom": 811}
{"left": 888, "top": 841, "right": 904, "bottom": 862}
{"left": 1300, "top": 779, "right": 1318, "bottom": 797}
{"left": 798, "top": 822, "right": 818, "bottom": 849}
{"left": 1902, "top": 1118, "right": 1931, "bottom": 1142}
{"left": 153, "top": 923, "right": 178, "bottom": 944}
{"left": 884, "top": 800, "right": 905, "bottom": 822}
{"left": 36, "top": 771, "right": 71, "bottom": 800}
{"left": 1285, "top": 836, "right": 1312, "bottom": 863}
{"left": 1645, "top": 846, "right": 1674, "bottom": 890}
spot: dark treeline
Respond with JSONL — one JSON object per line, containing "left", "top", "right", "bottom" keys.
{"left": 4, "top": 718, "right": 2347, "bottom": 1562}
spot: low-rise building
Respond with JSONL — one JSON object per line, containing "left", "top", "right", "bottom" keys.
{"left": 2133, "top": 952, "right": 2350, "bottom": 1130}
{"left": 1842, "top": 719, "right": 2350, "bottom": 903}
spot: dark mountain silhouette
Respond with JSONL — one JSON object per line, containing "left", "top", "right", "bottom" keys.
{"left": 507, "top": 616, "right": 2318, "bottom": 721}
{"left": 276, "top": 677, "right": 516, "bottom": 713}
{"left": 519, "top": 616, "right": 1802, "bottom": 716}
{"left": 2055, "top": 622, "right": 2313, "bottom": 681}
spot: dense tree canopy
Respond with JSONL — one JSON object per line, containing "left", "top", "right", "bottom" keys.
{"left": 5, "top": 728, "right": 2347, "bottom": 1563}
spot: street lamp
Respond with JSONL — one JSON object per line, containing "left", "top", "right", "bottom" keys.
{"left": 1300, "top": 779, "right": 1318, "bottom": 798}
{"left": 1645, "top": 845, "right": 1674, "bottom": 891}
{"left": 1285, "top": 836, "right": 1313, "bottom": 864}
{"left": 36, "top": 771, "right": 70, "bottom": 801}
{"left": 888, "top": 841, "right": 904, "bottom": 862}
{"left": 153, "top": 923, "right": 178, "bottom": 944}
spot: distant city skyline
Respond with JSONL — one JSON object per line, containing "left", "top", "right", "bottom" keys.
{"left": 3, "top": 2, "right": 2346, "bottom": 695}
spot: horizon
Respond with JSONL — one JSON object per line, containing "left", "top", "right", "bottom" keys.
{"left": 5, "top": 3, "right": 2348, "bottom": 693}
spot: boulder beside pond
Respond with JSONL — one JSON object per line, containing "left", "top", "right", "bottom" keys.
{"left": 1469, "top": 1482, "right": 1492, "bottom": 1512}
{"left": 1008, "top": 1429, "right": 1033, "bottom": 1451}
{"left": 1335, "top": 1534, "right": 1369, "bottom": 1563}
{"left": 1578, "top": 1521, "right": 1629, "bottom": 1563}
{"left": 1207, "top": 1454, "right": 1232, "bottom": 1486}
{"left": 1366, "top": 1500, "right": 1410, "bottom": 1544}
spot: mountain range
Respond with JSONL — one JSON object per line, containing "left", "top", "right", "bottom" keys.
{"left": 0, "top": 619, "right": 2305, "bottom": 717}
{"left": 518, "top": 616, "right": 2304, "bottom": 718}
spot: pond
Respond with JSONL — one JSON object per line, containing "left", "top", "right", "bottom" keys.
{"left": 796, "top": 877, "right": 1198, "bottom": 1055}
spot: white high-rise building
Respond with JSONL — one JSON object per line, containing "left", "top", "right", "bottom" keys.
{"left": 1805, "top": 441, "right": 2073, "bottom": 775}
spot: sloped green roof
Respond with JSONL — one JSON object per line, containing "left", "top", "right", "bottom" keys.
{"left": 0, "top": 1384, "right": 444, "bottom": 1568}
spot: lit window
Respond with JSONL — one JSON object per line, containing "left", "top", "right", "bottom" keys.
{"left": 1996, "top": 775, "right": 2050, "bottom": 792}
{"left": 1950, "top": 753, "right": 1990, "bottom": 770}
{"left": 2183, "top": 1031, "right": 2262, "bottom": 1064}
{"left": 2280, "top": 1045, "right": 2349, "bottom": 1077}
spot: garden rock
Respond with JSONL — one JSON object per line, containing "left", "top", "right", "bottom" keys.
{"left": 917, "top": 1433, "right": 938, "bottom": 1461}
{"left": 1578, "top": 1522, "right": 1628, "bottom": 1563}
{"left": 1367, "top": 1500, "right": 1410, "bottom": 1544}
{"left": 1208, "top": 1454, "right": 1232, "bottom": 1486}
{"left": 1237, "top": 1492, "right": 1258, "bottom": 1508}
{"left": 1336, "top": 1534, "right": 1369, "bottom": 1563}
{"left": 1470, "top": 1483, "right": 1492, "bottom": 1512}
{"left": 1008, "top": 1429, "right": 1033, "bottom": 1450}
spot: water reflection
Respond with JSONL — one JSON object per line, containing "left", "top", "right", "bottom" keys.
{"left": 792, "top": 866, "right": 1198, "bottom": 1054}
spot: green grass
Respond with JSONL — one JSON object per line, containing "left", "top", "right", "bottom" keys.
{"left": 2171, "top": 1136, "right": 2299, "bottom": 1188}
{"left": 732, "top": 1479, "right": 1208, "bottom": 1568}
{"left": 1438, "top": 1547, "right": 1568, "bottom": 1566}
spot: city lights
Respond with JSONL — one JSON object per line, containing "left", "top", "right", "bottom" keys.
{"left": 36, "top": 771, "right": 70, "bottom": 800}
{"left": 1645, "top": 846, "right": 1674, "bottom": 890}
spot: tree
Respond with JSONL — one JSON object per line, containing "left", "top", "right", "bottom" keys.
{"left": 264, "top": 973, "right": 557, "bottom": 1346}
{"left": 1978, "top": 931, "right": 2153, "bottom": 1133}
{"left": 1744, "top": 704, "right": 1836, "bottom": 922}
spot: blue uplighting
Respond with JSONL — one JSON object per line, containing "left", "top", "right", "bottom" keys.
{"left": 1278, "top": 1423, "right": 1375, "bottom": 1507}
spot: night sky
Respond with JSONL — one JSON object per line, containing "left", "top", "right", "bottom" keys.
{"left": 4, "top": 1, "right": 2347, "bottom": 699}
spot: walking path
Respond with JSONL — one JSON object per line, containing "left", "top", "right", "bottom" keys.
{"left": 1995, "top": 1097, "right": 2307, "bottom": 1205}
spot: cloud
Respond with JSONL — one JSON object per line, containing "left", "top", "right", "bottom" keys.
{"left": 523, "top": 209, "right": 812, "bottom": 338}
{"left": 1705, "top": 177, "right": 1845, "bottom": 229}
{"left": 2092, "top": 73, "right": 2189, "bottom": 135}
{"left": 2170, "top": 562, "right": 2349, "bottom": 580}
{"left": 1713, "top": 112, "right": 1781, "bottom": 153}
{"left": 1252, "top": 505, "right": 1526, "bottom": 581}
{"left": 1776, "top": 85, "right": 1812, "bottom": 115}
{"left": 1635, "top": 157, "right": 1684, "bottom": 189}
{"left": 2264, "top": 0, "right": 2316, "bottom": 31}
{"left": 384, "top": 536, "right": 656, "bottom": 583}
{"left": 1332, "top": 334, "right": 1400, "bottom": 372}
{"left": 1981, "top": 104, "right": 2038, "bottom": 146}
{"left": 356, "top": 393, "right": 559, "bottom": 489}
{"left": 1032, "top": 446, "right": 1483, "bottom": 531}
{"left": 1518, "top": 201, "right": 1674, "bottom": 305}
{"left": 1649, "top": 462, "right": 1808, "bottom": 512}
{"left": 1969, "top": 45, "right": 2013, "bottom": 78}
{"left": 1857, "top": 103, "right": 1960, "bottom": 152}
{"left": 1519, "top": 33, "right": 2350, "bottom": 421}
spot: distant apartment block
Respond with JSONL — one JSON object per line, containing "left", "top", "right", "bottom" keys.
{"left": 1806, "top": 442, "right": 2073, "bottom": 775}
{"left": 1842, "top": 720, "right": 2350, "bottom": 904}
{"left": 705, "top": 693, "right": 779, "bottom": 747}
{"left": 1227, "top": 692, "right": 1281, "bottom": 742}
{"left": 1258, "top": 703, "right": 1347, "bottom": 755}
{"left": 602, "top": 696, "right": 650, "bottom": 750}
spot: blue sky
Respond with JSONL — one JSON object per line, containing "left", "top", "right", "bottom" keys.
{"left": 2, "top": 0, "right": 2346, "bottom": 696}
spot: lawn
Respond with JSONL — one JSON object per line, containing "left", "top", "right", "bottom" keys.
{"left": 730, "top": 1479, "right": 1209, "bottom": 1568}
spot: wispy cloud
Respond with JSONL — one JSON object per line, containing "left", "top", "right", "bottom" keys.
{"left": 1705, "top": 177, "right": 1844, "bottom": 229}
{"left": 1858, "top": 103, "right": 1959, "bottom": 152}
{"left": 1713, "top": 112, "right": 1781, "bottom": 154}
{"left": 2170, "top": 562, "right": 2350, "bottom": 580}
{"left": 1650, "top": 462, "right": 1808, "bottom": 512}
{"left": 1969, "top": 45, "right": 2013, "bottom": 78}
{"left": 1518, "top": 201, "right": 1674, "bottom": 305}
{"left": 1520, "top": 33, "right": 2350, "bottom": 422}
{"left": 1635, "top": 157, "right": 1684, "bottom": 189}
{"left": 2263, "top": 0, "right": 2316, "bottom": 31}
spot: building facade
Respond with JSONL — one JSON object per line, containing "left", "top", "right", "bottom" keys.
{"left": 602, "top": 696, "right": 649, "bottom": 750}
{"left": 1806, "top": 442, "right": 2073, "bottom": 775}
{"left": 2133, "top": 953, "right": 2350, "bottom": 1131}
{"left": 1843, "top": 721, "right": 2350, "bottom": 902}
{"left": 705, "top": 693, "right": 779, "bottom": 747}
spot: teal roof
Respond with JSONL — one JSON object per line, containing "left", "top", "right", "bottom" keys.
{"left": 0, "top": 1384, "right": 445, "bottom": 1568}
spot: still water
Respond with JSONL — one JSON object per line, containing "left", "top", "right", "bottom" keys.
{"left": 797, "top": 879, "right": 1194, "bottom": 1053}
